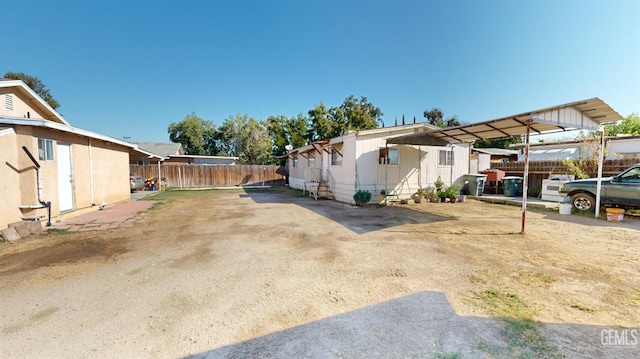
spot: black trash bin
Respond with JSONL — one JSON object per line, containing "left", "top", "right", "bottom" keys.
{"left": 502, "top": 176, "right": 523, "bottom": 197}
{"left": 462, "top": 174, "right": 488, "bottom": 196}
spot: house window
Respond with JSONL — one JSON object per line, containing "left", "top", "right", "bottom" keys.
{"left": 5, "top": 94, "right": 13, "bottom": 110}
{"left": 331, "top": 148, "right": 342, "bottom": 165}
{"left": 137, "top": 160, "right": 150, "bottom": 165}
{"left": 292, "top": 156, "right": 298, "bottom": 168}
{"left": 308, "top": 154, "right": 315, "bottom": 167}
{"left": 38, "top": 139, "right": 54, "bottom": 161}
{"left": 439, "top": 149, "right": 454, "bottom": 166}
{"left": 378, "top": 147, "right": 398, "bottom": 165}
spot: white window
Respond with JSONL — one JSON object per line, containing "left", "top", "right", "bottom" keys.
{"left": 308, "top": 154, "right": 315, "bottom": 167}
{"left": 292, "top": 156, "right": 298, "bottom": 168}
{"left": 5, "top": 94, "right": 13, "bottom": 110}
{"left": 378, "top": 147, "right": 398, "bottom": 165}
{"left": 137, "top": 160, "right": 150, "bottom": 165}
{"left": 439, "top": 149, "right": 454, "bottom": 166}
{"left": 331, "top": 148, "right": 342, "bottom": 166}
{"left": 38, "top": 139, "right": 54, "bottom": 161}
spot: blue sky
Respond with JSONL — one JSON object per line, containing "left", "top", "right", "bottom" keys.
{"left": 2, "top": 0, "right": 639, "bottom": 143}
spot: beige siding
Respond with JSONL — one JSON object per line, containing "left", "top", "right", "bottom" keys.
{"left": 0, "top": 88, "right": 51, "bottom": 120}
{"left": 288, "top": 149, "right": 324, "bottom": 191}
{"left": 2, "top": 125, "right": 131, "bottom": 227}
{"left": 88, "top": 141, "right": 130, "bottom": 207}
{"left": 0, "top": 130, "right": 22, "bottom": 229}
{"left": 329, "top": 134, "right": 357, "bottom": 202}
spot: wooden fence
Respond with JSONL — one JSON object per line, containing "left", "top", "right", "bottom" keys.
{"left": 490, "top": 158, "right": 639, "bottom": 189}
{"left": 130, "top": 165, "right": 285, "bottom": 188}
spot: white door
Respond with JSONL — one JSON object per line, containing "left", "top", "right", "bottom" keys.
{"left": 322, "top": 150, "right": 329, "bottom": 181}
{"left": 57, "top": 143, "right": 74, "bottom": 212}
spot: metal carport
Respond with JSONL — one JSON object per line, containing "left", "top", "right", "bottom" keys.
{"left": 387, "top": 98, "right": 623, "bottom": 233}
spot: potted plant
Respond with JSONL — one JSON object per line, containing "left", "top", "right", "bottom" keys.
{"left": 434, "top": 177, "right": 445, "bottom": 192}
{"left": 437, "top": 189, "right": 447, "bottom": 203}
{"left": 426, "top": 186, "right": 438, "bottom": 202}
{"left": 445, "top": 184, "right": 463, "bottom": 203}
{"left": 414, "top": 188, "right": 427, "bottom": 203}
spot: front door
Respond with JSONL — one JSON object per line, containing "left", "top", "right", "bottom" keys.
{"left": 321, "top": 150, "right": 328, "bottom": 181}
{"left": 57, "top": 143, "right": 75, "bottom": 212}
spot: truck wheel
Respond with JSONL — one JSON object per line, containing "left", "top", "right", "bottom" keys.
{"left": 571, "top": 193, "right": 595, "bottom": 211}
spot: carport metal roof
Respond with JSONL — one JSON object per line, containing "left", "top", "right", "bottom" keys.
{"left": 387, "top": 98, "right": 622, "bottom": 145}
{"left": 386, "top": 98, "right": 623, "bottom": 233}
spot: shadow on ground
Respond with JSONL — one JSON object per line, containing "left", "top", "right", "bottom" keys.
{"left": 239, "top": 187, "right": 453, "bottom": 234}
{"left": 184, "top": 291, "right": 637, "bottom": 359}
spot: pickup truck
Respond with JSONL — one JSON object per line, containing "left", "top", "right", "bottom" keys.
{"left": 559, "top": 164, "right": 640, "bottom": 211}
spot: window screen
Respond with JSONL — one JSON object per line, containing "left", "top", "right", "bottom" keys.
{"left": 38, "top": 139, "right": 54, "bottom": 161}
{"left": 439, "top": 150, "right": 453, "bottom": 166}
{"left": 379, "top": 147, "right": 398, "bottom": 165}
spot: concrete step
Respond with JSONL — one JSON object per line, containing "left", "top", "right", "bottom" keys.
{"left": 2, "top": 220, "right": 43, "bottom": 242}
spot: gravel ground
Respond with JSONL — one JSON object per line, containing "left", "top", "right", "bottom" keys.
{"left": 1, "top": 187, "right": 638, "bottom": 358}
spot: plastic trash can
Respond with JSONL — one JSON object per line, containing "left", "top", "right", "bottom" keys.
{"left": 502, "top": 176, "right": 523, "bottom": 197}
{"left": 462, "top": 174, "right": 487, "bottom": 196}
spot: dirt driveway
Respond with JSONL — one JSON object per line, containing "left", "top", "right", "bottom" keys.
{"left": 1, "top": 187, "right": 638, "bottom": 358}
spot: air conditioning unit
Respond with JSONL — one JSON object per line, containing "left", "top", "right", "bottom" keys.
{"left": 541, "top": 175, "right": 575, "bottom": 202}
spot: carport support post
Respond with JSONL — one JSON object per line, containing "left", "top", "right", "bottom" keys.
{"left": 594, "top": 128, "right": 605, "bottom": 218}
{"left": 157, "top": 161, "right": 161, "bottom": 191}
{"left": 521, "top": 119, "right": 531, "bottom": 234}
{"left": 384, "top": 144, "right": 388, "bottom": 206}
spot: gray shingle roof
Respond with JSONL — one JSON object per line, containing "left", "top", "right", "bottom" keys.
{"left": 135, "top": 142, "right": 183, "bottom": 158}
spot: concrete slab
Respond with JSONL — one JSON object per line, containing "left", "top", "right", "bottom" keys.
{"left": 50, "top": 199, "right": 156, "bottom": 232}
{"left": 8, "top": 221, "right": 31, "bottom": 238}
{"left": 1, "top": 226, "right": 21, "bottom": 243}
{"left": 8, "top": 220, "right": 44, "bottom": 238}
{"left": 26, "top": 221, "right": 43, "bottom": 235}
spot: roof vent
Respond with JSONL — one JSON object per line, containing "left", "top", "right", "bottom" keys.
{"left": 5, "top": 94, "right": 13, "bottom": 110}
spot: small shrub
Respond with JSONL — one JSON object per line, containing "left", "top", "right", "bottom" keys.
{"left": 353, "top": 190, "right": 372, "bottom": 206}
{"left": 425, "top": 186, "right": 438, "bottom": 202}
{"left": 434, "top": 177, "right": 445, "bottom": 192}
{"left": 445, "top": 184, "right": 463, "bottom": 201}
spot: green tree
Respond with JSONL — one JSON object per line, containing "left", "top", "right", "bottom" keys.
{"left": 474, "top": 136, "right": 522, "bottom": 149}
{"left": 604, "top": 113, "right": 640, "bottom": 136}
{"left": 267, "top": 114, "right": 309, "bottom": 158}
{"left": 287, "top": 114, "right": 309, "bottom": 149}
{"left": 267, "top": 115, "right": 289, "bottom": 157}
{"left": 423, "top": 107, "right": 461, "bottom": 128}
{"left": 309, "top": 95, "right": 382, "bottom": 141}
{"left": 4, "top": 71, "right": 60, "bottom": 110}
{"left": 219, "top": 114, "right": 273, "bottom": 164}
{"left": 308, "top": 102, "right": 339, "bottom": 141}
{"left": 167, "top": 112, "right": 216, "bottom": 155}
{"left": 340, "top": 95, "right": 383, "bottom": 131}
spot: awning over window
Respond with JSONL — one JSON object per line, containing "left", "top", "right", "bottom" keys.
{"left": 386, "top": 133, "right": 449, "bottom": 146}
